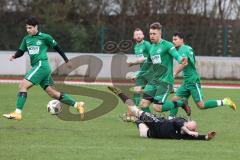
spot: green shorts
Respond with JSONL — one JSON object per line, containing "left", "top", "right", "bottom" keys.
{"left": 175, "top": 83, "right": 203, "bottom": 103}
{"left": 25, "top": 60, "right": 54, "bottom": 89}
{"left": 143, "top": 81, "right": 173, "bottom": 104}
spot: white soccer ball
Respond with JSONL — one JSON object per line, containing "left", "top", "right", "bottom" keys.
{"left": 47, "top": 100, "right": 62, "bottom": 115}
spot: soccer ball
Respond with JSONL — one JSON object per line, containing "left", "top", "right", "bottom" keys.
{"left": 47, "top": 100, "right": 62, "bottom": 115}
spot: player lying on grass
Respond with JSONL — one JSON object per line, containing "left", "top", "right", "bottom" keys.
{"left": 108, "top": 86, "right": 216, "bottom": 140}
{"left": 3, "top": 17, "right": 84, "bottom": 121}
{"left": 169, "top": 32, "right": 237, "bottom": 119}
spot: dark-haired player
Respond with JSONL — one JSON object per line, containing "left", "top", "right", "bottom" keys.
{"left": 3, "top": 17, "right": 85, "bottom": 120}
{"left": 169, "top": 32, "right": 236, "bottom": 119}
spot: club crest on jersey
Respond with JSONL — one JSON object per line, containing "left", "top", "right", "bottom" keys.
{"left": 36, "top": 40, "right": 42, "bottom": 45}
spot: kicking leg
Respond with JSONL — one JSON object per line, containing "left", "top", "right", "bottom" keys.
{"left": 108, "top": 86, "right": 143, "bottom": 118}
{"left": 44, "top": 86, "right": 85, "bottom": 119}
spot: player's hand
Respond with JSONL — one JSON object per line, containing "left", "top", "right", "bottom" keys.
{"left": 173, "top": 72, "right": 177, "bottom": 78}
{"left": 66, "top": 60, "right": 72, "bottom": 69}
{"left": 127, "top": 62, "right": 134, "bottom": 67}
{"left": 181, "top": 57, "right": 188, "bottom": 66}
{"left": 206, "top": 131, "right": 216, "bottom": 140}
{"left": 131, "top": 76, "right": 136, "bottom": 82}
{"left": 9, "top": 55, "right": 15, "bottom": 61}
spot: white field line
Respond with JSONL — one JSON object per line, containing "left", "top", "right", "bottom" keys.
{"left": 0, "top": 79, "right": 240, "bottom": 89}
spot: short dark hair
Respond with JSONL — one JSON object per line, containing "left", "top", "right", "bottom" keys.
{"left": 173, "top": 32, "right": 185, "bottom": 39}
{"left": 150, "top": 22, "right": 162, "bottom": 31}
{"left": 25, "top": 16, "right": 39, "bottom": 26}
{"left": 134, "top": 28, "right": 142, "bottom": 32}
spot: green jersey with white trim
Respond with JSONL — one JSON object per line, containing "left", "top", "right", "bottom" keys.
{"left": 149, "top": 39, "right": 183, "bottom": 85}
{"left": 19, "top": 32, "right": 57, "bottom": 66}
{"left": 134, "top": 40, "right": 151, "bottom": 66}
{"left": 178, "top": 45, "right": 200, "bottom": 84}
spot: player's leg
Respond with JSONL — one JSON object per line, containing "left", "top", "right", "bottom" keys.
{"left": 3, "top": 79, "right": 34, "bottom": 120}
{"left": 41, "top": 75, "right": 85, "bottom": 119}
{"left": 140, "top": 83, "right": 156, "bottom": 112}
{"left": 108, "top": 86, "right": 164, "bottom": 134}
{"left": 191, "top": 83, "right": 236, "bottom": 110}
{"left": 153, "top": 82, "right": 191, "bottom": 116}
{"left": 135, "top": 77, "right": 151, "bottom": 112}
{"left": 108, "top": 86, "right": 143, "bottom": 118}
{"left": 2, "top": 61, "right": 47, "bottom": 120}
{"left": 122, "top": 86, "right": 143, "bottom": 122}
{"left": 133, "top": 86, "right": 142, "bottom": 106}
{"left": 169, "top": 85, "right": 191, "bottom": 119}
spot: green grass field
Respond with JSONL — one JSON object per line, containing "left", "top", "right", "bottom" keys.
{"left": 0, "top": 84, "right": 240, "bottom": 160}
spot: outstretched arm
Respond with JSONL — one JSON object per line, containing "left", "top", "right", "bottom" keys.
{"left": 181, "top": 131, "right": 216, "bottom": 141}
{"left": 128, "top": 57, "right": 145, "bottom": 67}
{"left": 10, "top": 49, "right": 25, "bottom": 61}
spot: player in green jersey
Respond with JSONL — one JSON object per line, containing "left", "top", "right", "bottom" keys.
{"left": 121, "top": 28, "right": 151, "bottom": 122}
{"left": 128, "top": 28, "right": 151, "bottom": 111}
{"left": 137, "top": 22, "right": 191, "bottom": 116}
{"left": 3, "top": 17, "right": 85, "bottom": 121}
{"left": 169, "top": 32, "right": 236, "bottom": 119}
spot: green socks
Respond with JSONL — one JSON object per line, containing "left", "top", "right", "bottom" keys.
{"left": 16, "top": 92, "right": 27, "bottom": 111}
{"left": 59, "top": 93, "right": 76, "bottom": 107}
{"left": 162, "top": 100, "right": 183, "bottom": 112}
{"left": 133, "top": 93, "right": 141, "bottom": 106}
{"left": 204, "top": 100, "right": 222, "bottom": 109}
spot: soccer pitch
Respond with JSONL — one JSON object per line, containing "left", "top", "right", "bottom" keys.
{"left": 0, "top": 84, "right": 239, "bottom": 160}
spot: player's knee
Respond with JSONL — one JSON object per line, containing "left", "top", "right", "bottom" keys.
{"left": 140, "top": 99, "right": 150, "bottom": 108}
{"left": 197, "top": 102, "right": 205, "bottom": 109}
{"left": 134, "top": 86, "right": 142, "bottom": 94}
{"left": 19, "top": 82, "right": 28, "bottom": 91}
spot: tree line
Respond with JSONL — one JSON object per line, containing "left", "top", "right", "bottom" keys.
{"left": 0, "top": 0, "right": 239, "bottom": 56}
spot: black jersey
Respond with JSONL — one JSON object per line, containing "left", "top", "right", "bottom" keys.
{"left": 139, "top": 113, "right": 206, "bottom": 140}
{"left": 148, "top": 117, "right": 186, "bottom": 139}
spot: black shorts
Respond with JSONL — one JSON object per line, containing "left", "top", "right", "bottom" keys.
{"left": 139, "top": 112, "right": 165, "bottom": 138}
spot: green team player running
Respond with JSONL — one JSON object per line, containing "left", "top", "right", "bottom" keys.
{"left": 138, "top": 22, "right": 191, "bottom": 115}
{"left": 169, "top": 32, "right": 236, "bottom": 119}
{"left": 3, "top": 17, "right": 85, "bottom": 121}
{"left": 127, "top": 28, "right": 151, "bottom": 112}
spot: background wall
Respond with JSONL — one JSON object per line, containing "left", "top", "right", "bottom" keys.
{"left": 1, "top": 51, "right": 240, "bottom": 80}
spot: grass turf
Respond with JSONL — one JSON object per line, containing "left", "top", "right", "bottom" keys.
{"left": 0, "top": 84, "right": 239, "bottom": 160}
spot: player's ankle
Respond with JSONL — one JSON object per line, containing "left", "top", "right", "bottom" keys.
{"left": 15, "top": 108, "right": 22, "bottom": 114}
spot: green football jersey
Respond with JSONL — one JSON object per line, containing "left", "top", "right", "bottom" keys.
{"left": 134, "top": 40, "right": 151, "bottom": 66}
{"left": 19, "top": 32, "right": 57, "bottom": 66}
{"left": 149, "top": 39, "right": 183, "bottom": 85}
{"left": 178, "top": 45, "right": 200, "bottom": 84}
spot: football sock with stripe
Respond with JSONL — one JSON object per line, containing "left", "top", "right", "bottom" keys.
{"left": 16, "top": 92, "right": 27, "bottom": 112}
